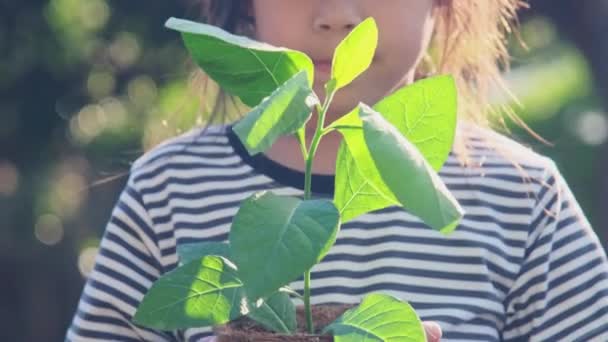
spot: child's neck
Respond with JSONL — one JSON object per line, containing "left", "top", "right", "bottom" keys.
{"left": 263, "top": 119, "right": 342, "bottom": 176}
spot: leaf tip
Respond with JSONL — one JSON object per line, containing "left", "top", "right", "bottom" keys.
{"left": 362, "top": 17, "right": 379, "bottom": 35}
{"left": 357, "top": 102, "right": 373, "bottom": 110}
{"left": 438, "top": 213, "right": 463, "bottom": 235}
{"left": 356, "top": 102, "right": 377, "bottom": 120}
{"left": 164, "top": 17, "right": 183, "bottom": 31}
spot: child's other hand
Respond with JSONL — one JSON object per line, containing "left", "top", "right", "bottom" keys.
{"left": 423, "top": 321, "right": 442, "bottom": 342}
{"left": 199, "top": 321, "right": 441, "bottom": 342}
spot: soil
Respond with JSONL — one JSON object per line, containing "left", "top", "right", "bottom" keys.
{"left": 214, "top": 304, "right": 356, "bottom": 341}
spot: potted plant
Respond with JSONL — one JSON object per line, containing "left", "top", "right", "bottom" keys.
{"left": 133, "top": 16, "right": 464, "bottom": 342}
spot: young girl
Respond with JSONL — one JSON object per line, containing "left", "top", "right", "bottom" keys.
{"left": 67, "top": 1, "right": 608, "bottom": 341}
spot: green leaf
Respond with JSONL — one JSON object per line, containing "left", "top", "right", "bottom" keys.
{"left": 335, "top": 118, "right": 399, "bottom": 215}
{"left": 374, "top": 75, "right": 458, "bottom": 170}
{"left": 330, "top": 108, "right": 378, "bottom": 223}
{"left": 165, "top": 17, "right": 314, "bottom": 107}
{"left": 177, "top": 242, "right": 231, "bottom": 265}
{"left": 334, "top": 141, "right": 397, "bottom": 223}
{"left": 248, "top": 291, "right": 297, "bottom": 334}
{"left": 331, "top": 17, "right": 378, "bottom": 90}
{"left": 358, "top": 104, "right": 463, "bottom": 232}
{"left": 134, "top": 256, "right": 248, "bottom": 330}
{"left": 233, "top": 71, "right": 317, "bottom": 155}
{"left": 333, "top": 76, "right": 459, "bottom": 225}
{"left": 230, "top": 191, "right": 340, "bottom": 299}
{"left": 323, "top": 293, "right": 426, "bottom": 342}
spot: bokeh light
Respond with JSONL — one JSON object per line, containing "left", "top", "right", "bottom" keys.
{"left": 77, "top": 246, "right": 99, "bottom": 277}
{"left": 69, "top": 104, "right": 107, "bottom": 144}
{"left": 109, "top": 32, "right": 141, "bottom": 69}
{"left": 87, "top": 70, "right": 116, "bottom": 100}
{"left": 35, "top": 214, "right": 65, "bottom": 246}
{"left": 127, "top": 75, "right": 158, "bottom": 109}
{"left": 520, "top": 17, "right": 557, "bottom": 51}
{"left": 46, "top": 0, "right": 111, "bottom": 53}
{"left": 99, "top": 97, "right": 128, "bottom": 130}
{"left": 575, "top": 111, "right": 608, "bottom": 146}
{"left": 44, "top": 158, "right": 90, "bottom": 219}
{"left": 78, "top": 0, "right": 110, "bottom": 31}
{"left": 0, "top": 160, "right": 19, "bottom": 196}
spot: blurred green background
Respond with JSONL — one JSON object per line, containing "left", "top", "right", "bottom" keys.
{"left": 1, "top": 0, "right": 606, "bottom": 340}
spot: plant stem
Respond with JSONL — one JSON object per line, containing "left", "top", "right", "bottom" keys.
{"left": 296, "top": 128, "right": 309, "bottom": 161}
{"left": 303, "top": 270, "right": 313, "bottom": 333}
{"left": 304, "top": 91, "right": 336, "bottom": 198}
{"left": 301, "top": 88, "right": 336, "bottom": 334}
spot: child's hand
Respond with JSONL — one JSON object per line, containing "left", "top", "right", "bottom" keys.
{"left": 199, "top": 321, "right": 442, "bottom": 342}
{"left": 423, "top": 321, "right": 443, "bottom": 342}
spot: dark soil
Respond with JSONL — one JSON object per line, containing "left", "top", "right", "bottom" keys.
{"left": 214, "top": 304, "right": 355, "bottom": 341}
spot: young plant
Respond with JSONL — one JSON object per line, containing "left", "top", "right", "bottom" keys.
{"left": 134, "top": 17, "right": 464, "bottom": 341}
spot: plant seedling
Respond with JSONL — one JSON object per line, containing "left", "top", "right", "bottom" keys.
{"left": 134, "top": 17, "right": 464, "bottom": 341}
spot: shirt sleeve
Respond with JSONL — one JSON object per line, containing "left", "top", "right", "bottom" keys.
{"left": 502, "top": 160, "right": 608, "bottom": 341}
{"left": 66, "top": 174, "right": 176, "bottom": 341}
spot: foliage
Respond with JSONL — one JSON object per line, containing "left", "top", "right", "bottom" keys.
{"left": 134, "top": 17, "right": 463, "bottom": 341}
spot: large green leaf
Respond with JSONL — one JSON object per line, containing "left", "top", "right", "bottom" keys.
{"left": 230, "top": 191, "right": 340, "bottom": 299}
{"left": 233, "top": 71, "right": 317, "bottom": 155}
{"left": 331, "top": 17, "right": 378, "bottom": 91}
{"left": 165, "top": 18, "right": 314, "bottom": 107}
{"left": 177, "top": 242, "right": 231, "bottom": 265}
{"left": 323, "top": 293, "right": 426, "bottom": 342}
{"left": 248, "top": 291, "right": 297, "bottom": 334}
{"left": 359, "top": 104, "right": 463, "bottom": 232}
{"left": 134, "top": 256, "right": 248, "bottom": 330}
{"left": 335, "top": 104, "right": 463, "bottom": 233}
{"left": 332, "top": 76, "right": 459, "bottom": 225}
{"left": 374, "top": 75, "right": 457, "bottom": 170}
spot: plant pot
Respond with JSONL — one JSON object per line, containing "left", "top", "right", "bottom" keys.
{"left": 214, "top": 304, "right": 356, "bottom": 341}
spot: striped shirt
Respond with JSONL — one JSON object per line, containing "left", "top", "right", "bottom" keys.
{"left": 67, "top": 122, "right": 608, "bottom": 341}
